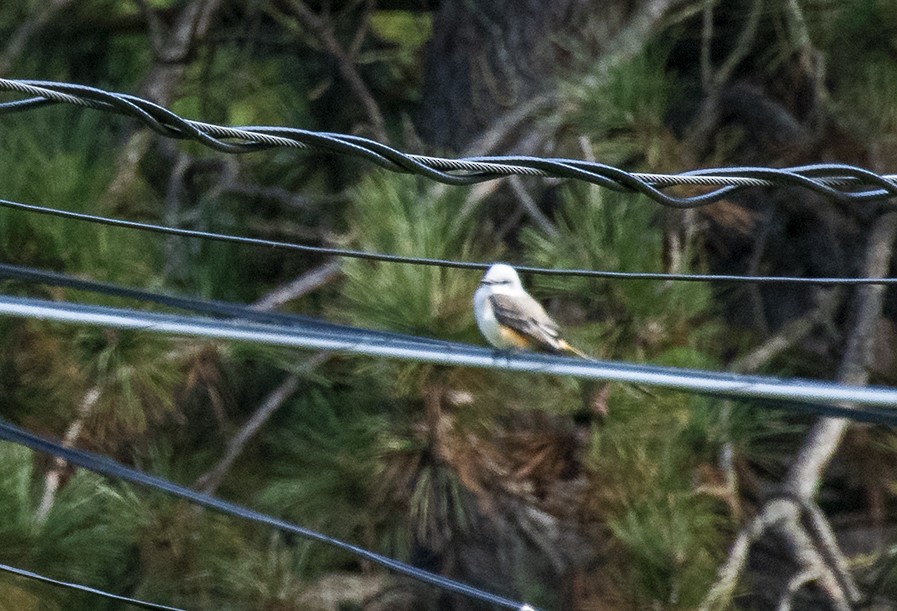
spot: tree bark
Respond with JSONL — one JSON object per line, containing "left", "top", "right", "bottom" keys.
{"left": 417, "top": 0, "right": 638, "bottom": 151}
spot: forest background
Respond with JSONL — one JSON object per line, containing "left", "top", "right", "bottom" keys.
{"left": 0, "top": 0, "right": 896, "bottom": 609}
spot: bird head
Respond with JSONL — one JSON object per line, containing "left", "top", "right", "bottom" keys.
{"left": 479, "top": 264, "right": 523, "bottom": 292}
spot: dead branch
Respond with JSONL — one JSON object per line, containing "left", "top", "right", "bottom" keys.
{"left": 284, "top": 0, "right": 388, "bottom": 142}
{"left": 777, "top": 567, "right": 821, "bottom": 611}
{"left": 701, "top": 497, "right": 791, "bottom": 610}
{"left": 191, "top": 262, "right": 343, "bottom": 494}
{"left": 774, "top": 508, "right": 852, "bottom": 611}
{"left": 802, "top": 501, "right": 862, "bottom": 603}
{"left": 453, "top": 2, "right": 681, "bottom": 224}
{"left": 251, "top": 260, "right": 342, "bottom": 312}
{"left": 508, "top": 176, "right": 559, "bottom": 238}
{"left": 784, "top": 212, "right": 897, "bottom": 498}
{"left": 729, "top": 287, "right": 842, "bottom": 373}
{"left": 687, "top": 0, "right": 764, "bottom": 149}
{"left": 38, "top": 246, "right": 339, "bottom": 506}
{"left": 192, "top": 352, "right": 331, "bottom": 495}
{"left": 35, "top": 386, "right": 101, "bottom": 524}
{"left": 701, "top": 212, "right": 897, "bottom": 610}
{"left": 784, "top": 0, "right": 829, "bottom": 132}
{"left": 103, "top": 0, "right": 225, "bottom": 207}
{"left": 452, "top": 94, "right": 554, "bottom": 220}
{"left": 579, "top": 0, "right": 682, "bottom": 90}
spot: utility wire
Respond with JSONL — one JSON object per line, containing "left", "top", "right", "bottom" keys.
{"left": 0, "top": 562, "right": 185, "bottom": 611}
{"left": 2, "top": 196, "right": 897, "bottom": 286}
{"left": 0, "top": 261, "right": 450, "bottom": 347}
{"left": 1, "top": 294, "right": 896, "bottom": 416}
{"left": 0, "top": 421, "right": 539, "bottom": 611}
{"left": 1, "top": 79, "right": 897, "bottom": 207}
{"left": 3, "top": 78, "right": 894, "bottom": 611}
{"left": 2, "top": 265, "right": 896, "bottom": 417}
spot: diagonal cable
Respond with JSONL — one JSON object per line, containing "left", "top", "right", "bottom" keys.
{"left": 0, "top": 562, "right": 184, "bottom": 611}
{"left": 0, "top": 420, "right": 538, "bottom": 611}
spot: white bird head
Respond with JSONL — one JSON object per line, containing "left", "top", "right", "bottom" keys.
{"left": 479, "top": 264, "right": 523, "bottom": 293}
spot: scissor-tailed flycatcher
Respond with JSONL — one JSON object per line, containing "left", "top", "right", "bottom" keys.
{"left": 473, "top": 264, "right": 589, "bottom": 358}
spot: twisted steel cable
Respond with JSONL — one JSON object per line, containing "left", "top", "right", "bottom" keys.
{"left": 2, "top": 79, "right": 897, "bottom": 207}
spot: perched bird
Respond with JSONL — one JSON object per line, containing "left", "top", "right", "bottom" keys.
{"left": 473, "top": 264, "right": 589, "bottom": 358}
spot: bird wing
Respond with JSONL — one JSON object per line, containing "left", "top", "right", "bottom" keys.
{"left": 489, "top": 292, "right": 564, "bottom": 351}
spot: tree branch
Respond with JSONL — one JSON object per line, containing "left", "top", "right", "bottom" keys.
{"left": 284, "top": 0, "right": 388, "bottom": 142}
{"left": 507, "top": 176, "right": 558, "bottom": 238}
{"left": 192, "top": 262, "right": 341, "bottom": 494}
{"left": 729, "top": 287, "right": 842, "bottom": 374}
{"left": 701, "top": 211, "right": 897, "bottom": 610}
{"left": 251, "top": 260, "right": 342, "bottom": 312}
{"left": 103, "top": 0, "right": 225, "bottom": 208}
{"left": 191, "top": 356, "right": 331, "bottom": 495}
{"left": 784, "top": 212, "right": 897, "bottom": 498}
{"left": 35, "top": 386, "right": 101, "bottom": 524}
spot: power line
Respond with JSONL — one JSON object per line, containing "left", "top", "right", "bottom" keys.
{"left": 2, "top": 78, "right": 893, "bottom": 611}
{"left": 1, "top": 293, "right": 896, "bottom": 416}
{"left": 2, "top": 265, "right": 896, "bottom": 417}
{"left": 0, "top": 420, "right": 539, "bottom": 611}
{"left": 2, "top": 196, "right": 897, "bottom": 286}
{"left": 5, "top": 263, "right": 897, "bottom": 424}
{"left": 0, "top": 261, "right": 450, "bottom": 348}
{"left": 0, "top": 562, "right": 185, "bottom": 611}
{"left": 1, "top": 79, "right": 897, "bottom": 207}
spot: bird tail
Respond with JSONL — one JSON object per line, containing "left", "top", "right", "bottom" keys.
{"left": 558, "top": 339, "right": 591, "bottom": 359}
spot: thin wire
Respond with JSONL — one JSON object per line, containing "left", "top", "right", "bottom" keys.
{"left": 0, "top": 562, "right": 185, "bottom": 611}
{"left": 2, "top": 79, "right": 897, "bottom": 206}
{"left": 0, "top": 421, "right": 538, "bottom": 611}
{"left": 2, "top": 196, "right": 896, "bottom": 286}
{"left": 1, "top": 293, "right": 896, "bottom": 414}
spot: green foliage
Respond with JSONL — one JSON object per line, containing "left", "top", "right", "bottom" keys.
{"left": 255, "top": 385, "right": 401, "bottom": 569}
{"left": 789, "top": 0, "right": 897, "bottom": 135}
{"left": 406, "top": 460, "right": 471, "bottom": 545}
{"left": 339, "top": 175, "right": 491, "bottom": 339}
{"left": 336, "top": 175, "right": 500, "bottom": 393}
{"left": 4, "top": 3, "right": 896, "bottom": 609}
{"left": 370, "top": 12, "right": 433, "bottom": 52}
{"left": 834, "top": 57, "right": 897, "bottom": 134}
{"left": 4, "top": 322, "right": 184, "bottom": 445}
{"left": 172, "top": 54, "right": 310, "bottom": 129}
{"left": 218, "top": 535, "right": 318, "bottom": 611}
{"left": 0, "top": 442, "right": 144, "bottom": 610}
{"left": 368, "top": 11, "right": 433, "bottom": 97}
{"left": 564, "top": 44, "right": 678, "bottom": 167}
{"left": 610, "top": 493, "right": 723, "bottom": 609}
{"left": 0, "top": 111, "right": 158, "bottom": 283}
{"left": 807, "top": 0, "right": 897, "bottom": 60}
{"left": 587, "top": 390, "right": 729, "bottom": 609}
{"left": 130, "top": 504, "right": 248, "bottom": 610}
{"left": 72, "top": 328, "right": 183, "bottom": 443}
{"left": 521, "top": 185, "right": 713, "bottom": 356}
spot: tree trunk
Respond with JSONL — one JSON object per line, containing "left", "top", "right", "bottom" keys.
{"left": 418, "top": 0, "right": 636, "bottom": 152}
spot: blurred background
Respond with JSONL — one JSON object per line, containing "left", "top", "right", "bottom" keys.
{"left": 0, "top": 0, "right": 896, "bottom": 609}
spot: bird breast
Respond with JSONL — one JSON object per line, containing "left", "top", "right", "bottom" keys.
{"left": 473, "top": 287, "right": 508, "bottom": 348}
